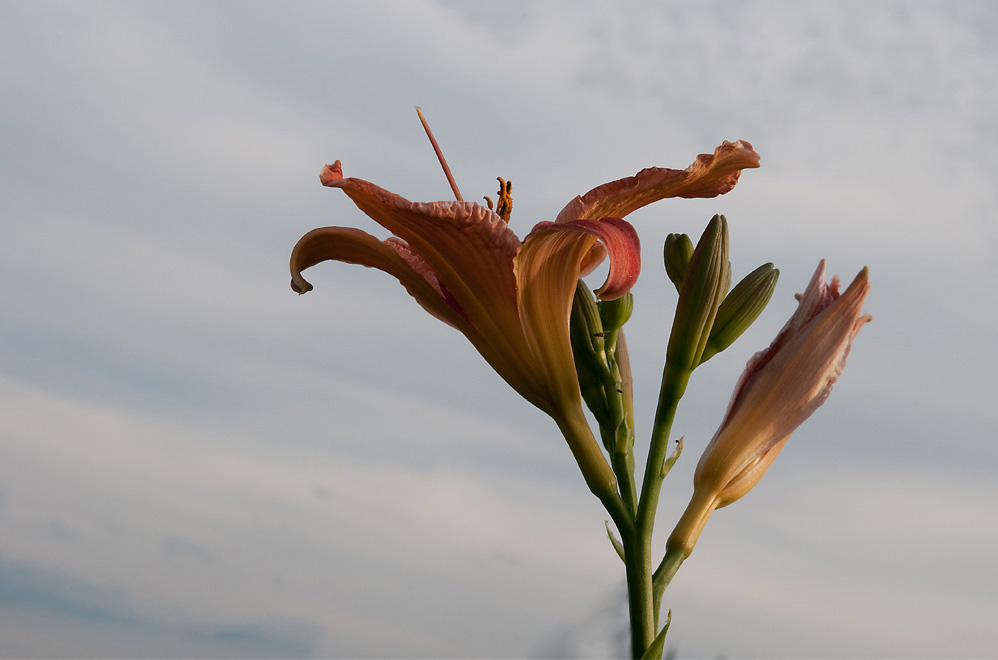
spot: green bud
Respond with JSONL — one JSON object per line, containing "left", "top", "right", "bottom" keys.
{"left": 598, "top": 291, "right": 634, "bottom": 333}
{"left": 661, "top": 436, "right": 684, "bottom": 478}
{"left": 605, "top": 520, "right": 626, "bottom": 562}
{"left": 699, "top": 263, "right": 779, "bottom": 364}
{"left": 665, "top": 215, "right": 730, "bottom": 372}
{"left": 663, "top": 233, "right": 694, "bottom": 291}
{"left": 570, "top": 280, "right": 611, "bottom": 424}
{"left": 611, "top": 331, "right": 635, "bottom": 459}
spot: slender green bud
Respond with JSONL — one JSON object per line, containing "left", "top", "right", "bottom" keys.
{"left": 598, "top": 291, "right": 634, "bottom": 333}
{"left": 605, "top": 520, "right": 626, "bottom": 562}
{"left": 661, "top": 436, "right": 683, "bottom": 478}
{"left": 665, "top": 215, "right": 730, "bottom": 372}
{"left": 663, "top": 233, "right": 694, "bottom": 291}
{"left": 700, "top": 263, "right": 780, "bottom": 364}
{"left": 611, "top": 331, "right": 635, "bottom": 462}
{"left": 570, "top": 280, "right": 611, "bottom": 423}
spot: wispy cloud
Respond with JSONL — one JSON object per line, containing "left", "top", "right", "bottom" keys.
{"left": 1, "top": 1, "right": 996, "bottom": 657}
{"left": 0, "top": 557, "right": 320, "bottom": 658}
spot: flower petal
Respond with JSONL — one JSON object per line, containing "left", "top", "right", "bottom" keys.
{"left": 524, "top": 218, "right": 641, "bottom": 300}
{"left": 317, "top": 162, "right": 574, "bottom": 411}
{"left": 555, "top": 140, "right": 761, "bottom": 223}
{"left": 320, "top": 163, "right": 527, "bottom": 353}
{"left": 713, "top": 435, "right": 789, "bottom": 508}
{"left": 290, "top": 226, "right": 467, "bottom": 329}
{"left": 515, "top": 218, "right": 640, "bottom": 412}
{"left": 291, "top": 224, "right": 556, "bottom": 410}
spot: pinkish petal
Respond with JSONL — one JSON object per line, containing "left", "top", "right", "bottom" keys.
{"left": 578, "top": 244, "right": 607, "bottom": 277}
{"left": 320, "top": 164, "right": 526, "bottom": 349}
{"left": 525, "top": 218, "right": 641, "bottom": 300}
{"left": 290, "top": 226, "right": 467, "bottom": 329}
{"left": 555, "top": 140, "right": 761, "bottom": 223}
{"left": 789, "top": 259, "right": 840, "bottom": 334}
{"left": 694, "top": 264, "right": 871, "bottom": 495}
{"left": 514, "top": 218, "right": 640, "bottom": 413}
{"left": 291, "top": 224, "right": 556, "bottom": 411}
{"left": 315, "top": 163, "right": 572, "bottom": 411}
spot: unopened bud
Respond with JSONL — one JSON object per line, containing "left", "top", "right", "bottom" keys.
{"left": 663, "top": 233, "right": 694, "bottom": 291}
{"left": 669, "top": 262, "right": 871, "bottom": 559}
{"left": 699, "top": 263, "right": 779, "bottom": 364}
{"left": 598, "top": 291, "right": 634, "bottom": 333}
{"left": 570, "top": 280, "right": 610, "bottom": 422}
{"left": 665, "top": 215, "right": 730, "bottom": 372}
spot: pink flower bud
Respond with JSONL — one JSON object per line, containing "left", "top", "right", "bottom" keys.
{"left": 668, "top": 261, "right": 872, "bottom": 558}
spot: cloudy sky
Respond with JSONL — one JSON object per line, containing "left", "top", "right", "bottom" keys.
{"left": 2, "top": 1, "right": 996, "bottom": 658}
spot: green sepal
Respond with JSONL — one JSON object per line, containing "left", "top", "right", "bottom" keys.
{"left": 605, "top": 520, "right": 626, "bottom": 562}
{"left": 641, "top": 610, "right": 672, "bottom": 660}
{"left": 699, "top": 262, "right": 779, "bottom": 364}
{"left": 663, "top": 233, "right": 693, "bottom": 291}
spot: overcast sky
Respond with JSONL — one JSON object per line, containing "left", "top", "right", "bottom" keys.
{"left": 2, "top": 1, "right": 996, "bottom": 658}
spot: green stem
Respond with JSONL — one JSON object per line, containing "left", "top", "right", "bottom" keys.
{"left": 619, "top": 364, "right": 689, "bottom": 657}
{"left": 637, "top": 365, "right": 691, "bottom": 540}
{"left": 600, "top": 489, "right": 633, "bottom": 539}
{"left": 612, "top": 430, "right": 637, "bottom": 517}
{"left": 622, "top": 529, "right": 654, "bottom": 657}
{"left": 651, "top": 548, "right": 685, "bottom": 627}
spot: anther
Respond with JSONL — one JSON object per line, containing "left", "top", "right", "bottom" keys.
{"left": 494, "top": 177, "right": 513, "bottom": 222}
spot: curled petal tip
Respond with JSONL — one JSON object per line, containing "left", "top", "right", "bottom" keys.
{"left": 320, "top": 160, "right": 344, "bottom": 187}
{"left": 724, "top": 139, "right": 761, "bottom": 168}
{"left": 290, "top": 275, "right": 313, "bottom": 294}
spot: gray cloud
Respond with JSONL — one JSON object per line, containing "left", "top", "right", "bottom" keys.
{"left": 0, "top": 558, "right": 320, "bottom": 658}
{"left": 1, "top": 1, "right": 996, "bottom": 657}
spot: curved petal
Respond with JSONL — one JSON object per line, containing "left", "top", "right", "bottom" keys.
{"left": 290, "top": 226, "right": 467, "bottom": 329}
{"left": 514, "top": 218, "right": 641, "bottom": 412}
{"left": 319, "top": 163, "right": 532, "bottom": 364}
{"left": 320, "top": 162, "right": 578, "bottom": 412}
{"left": 555, "top": 140, "right": 761, "bottom": 223}
{"left": 290, "top": 225, "right": 554, "bottom": 410}
{"left": 527, "top": 218, "right": 642, "bottom": 300}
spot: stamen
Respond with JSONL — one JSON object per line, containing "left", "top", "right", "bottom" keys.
{"left": 483, "top": 196, "right": 494, "bottom": 210}
{"left": 415, "top": 106, "right": 464, "bottom": 201}
{"left": 494, "top": 176, "right": 513, "bottom": 222}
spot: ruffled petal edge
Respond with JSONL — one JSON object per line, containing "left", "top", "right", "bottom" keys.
{"left": 555, "top": 140, "right": 761, "bottom": 223}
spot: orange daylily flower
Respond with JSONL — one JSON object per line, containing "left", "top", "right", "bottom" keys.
{"left": 667, "top": 261, "right": 872, "bottom": 557}
{"left": 290, "top": 141, "right": 759, "bottom": 498}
